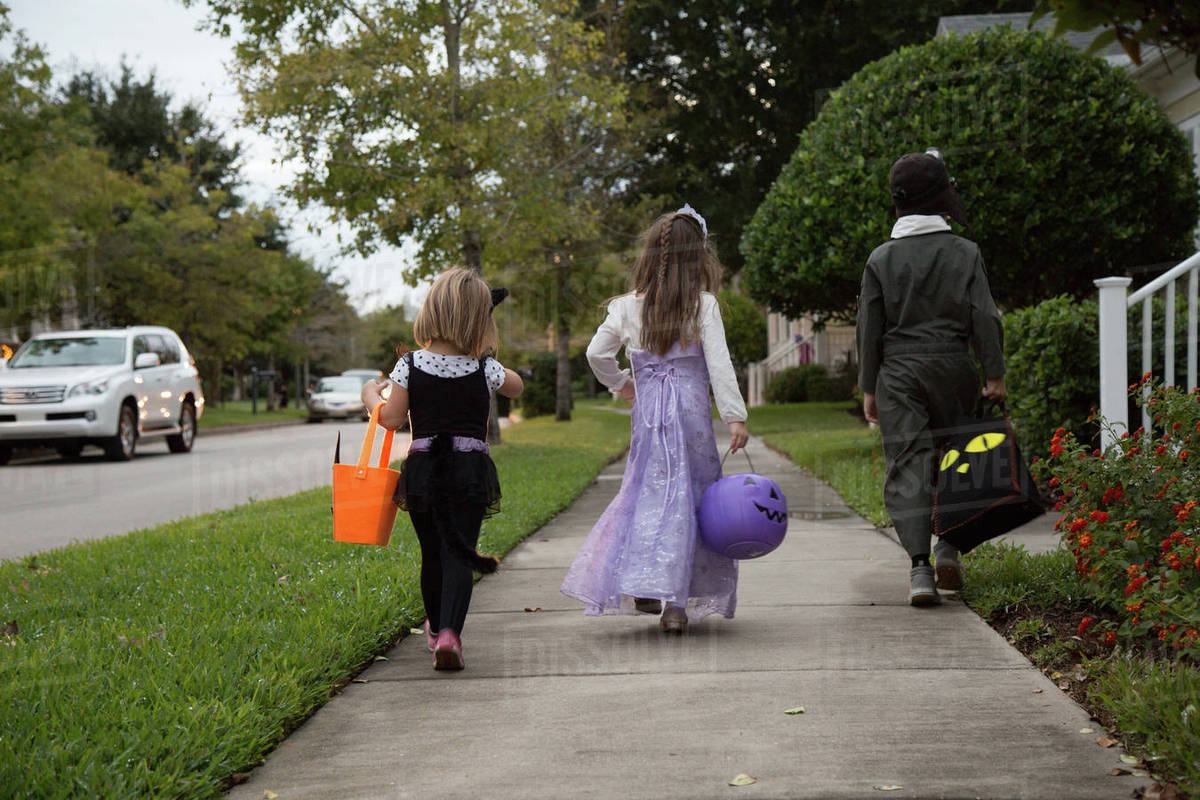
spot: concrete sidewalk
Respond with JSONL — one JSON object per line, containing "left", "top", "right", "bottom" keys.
{"left": 229, "top": 434, "right": 1142, "bottom": 800}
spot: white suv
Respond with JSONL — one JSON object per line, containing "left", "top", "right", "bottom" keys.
{"left": 0, "top": 326, "right": 204, "bottom": 463}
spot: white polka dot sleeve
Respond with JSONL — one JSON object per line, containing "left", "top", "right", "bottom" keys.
{"left": 484, "top": 357, "right": 507, "bottom": 393}
{"left": 388, "top": 356, "right": 409, "bottom": 389}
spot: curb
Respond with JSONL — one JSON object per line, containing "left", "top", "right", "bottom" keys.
{"left": 199, "top": 418, "right": 311, "bottom": 437}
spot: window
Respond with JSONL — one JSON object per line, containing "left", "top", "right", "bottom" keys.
{"left": 132, "top": 336, "right": 155, "bottom": 363}
{"left": 154, "top": 335, "right": 180, "bottom": 365}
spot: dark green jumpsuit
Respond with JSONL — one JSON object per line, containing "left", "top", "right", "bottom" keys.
{"left": 856, "top": 231, "right": 1005, "bottom": 557}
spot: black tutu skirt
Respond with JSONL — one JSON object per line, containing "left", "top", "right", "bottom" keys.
{"left": 395, "top": 447, "right": 501, "bottom": 518}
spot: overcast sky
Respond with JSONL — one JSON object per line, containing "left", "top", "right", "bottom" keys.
{"left": 9, "top": 0, "right": 419, "bottom": 315}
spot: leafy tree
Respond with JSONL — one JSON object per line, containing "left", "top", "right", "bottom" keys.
{"left": 359, "top": 305, "right": 415, "bottom": 373}
{"left": 616, "top": 0, "right": 1020, "bottom": 273}
{"left": 741, "top": 28, "right": 1200, "bottom": 320}
{"left": 190, "top": 0, "right": 647, "bottom": 427}
{"left": 62, "top": 65, "right": 242, "bottom": 209}
{"left": 1031, "top": 1, "right": 1200, "bottom": 77}
{"left": 718, "top": 289, "right": 767, "bottom": 371}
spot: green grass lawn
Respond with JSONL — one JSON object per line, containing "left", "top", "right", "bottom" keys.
{"left": 752, "top": 401, "right": 1199, "bottom": 795}
{"left": 199, "top": 400, "right": 309, "bottom": 428}
{"left": 0, "top": 408, "right": 631, "bottom": 799}
{"left": 750, "top": 402, "right": 890, "bottom": 527}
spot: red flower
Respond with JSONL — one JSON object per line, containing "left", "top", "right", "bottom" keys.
{"left": 1078, "top": 617, "right": 1093, "bottom": 635}
{"left": 1126, "top": 600, "right": 1144, "bottom": 612}
{"left": 1173, "top": 422, "right": 1182, "bottom": 431}
{"left": 1049, "top": 476, "right": 1061, "bottom": 488}
{"left": 1089, "top": 510, "right": 1109, "bottom": 523}
{"left": 1124, "top": 520, "right": 1139, "bottom": 532}
{"left": 1104, "top": 632, "right": 1116, "bottom": 645}
{"left": 1050, "top": 443, "right": 1065, "bottom": 458}
{"left": 1078, "top": 533, "right": 1093, "bottom": 548}
{"left": 1156, "top": 445, "right": 1167, "bottom": 456}
{"left": 1180, "top": 450, "right": 1191, "bottom": 460}
{"left": 1068, "top": 518, "right": 1089, "bottom": 533}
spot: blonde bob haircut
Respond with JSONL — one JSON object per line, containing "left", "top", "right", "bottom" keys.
{"left": 413, "top": 267, "right": 499, "bottom": 358}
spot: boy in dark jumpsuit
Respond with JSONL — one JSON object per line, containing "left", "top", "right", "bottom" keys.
{"left": 856, "top": 151, "right": 1007, "bottom": 607}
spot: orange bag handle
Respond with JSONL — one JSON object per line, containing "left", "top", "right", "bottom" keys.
{"left": 356, "top": 403, "right": 396, "bottom": 478}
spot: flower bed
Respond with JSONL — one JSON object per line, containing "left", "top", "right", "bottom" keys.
{"left": 1036, "top": 377, "right": 1200, "bottom": 658}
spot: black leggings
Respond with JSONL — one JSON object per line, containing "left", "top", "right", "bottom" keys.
{"left": 410, "top": 503, "right": 486, "bottom": 636}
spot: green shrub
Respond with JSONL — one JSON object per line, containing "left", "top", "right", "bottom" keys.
{"left": 766, "top": 364, "right": 840, "bottom": 403}
{"left": 741, "top": 28, "right": 1199, "bottom": 320}
{"left": 518, "top": 352, "right": 557, "bottom": 418}
{"left": 1037, "top": 379, "right": 1200, "bottom": 658}
{"left": 1004, "top": 295, "right": 1099, "bottom": 458}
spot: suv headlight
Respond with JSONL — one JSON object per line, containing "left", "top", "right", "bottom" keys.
{"left": 67, "top": 379, "right": 110, "bottom": 398}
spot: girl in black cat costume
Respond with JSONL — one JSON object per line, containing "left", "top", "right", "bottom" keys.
{"left": 362, "top": 268, "right": 523, "bottom": 670}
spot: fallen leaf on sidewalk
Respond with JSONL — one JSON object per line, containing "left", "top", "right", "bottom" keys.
{"left": 1109, "top": 768, "right": 1131, "bottom": 776}
{"left": 1079, "top": 727, "right": 1095, "bottom": 734}
{"left": 1144, "top": 783, "right": 1182, "bottom": 800}
{"left": 1133, "top": 770, "right": 1149, "bottom": 777}
{"left": 1032, "top": 688, "right": 1044, "bottom": 694}
{"left": 410, "top": 628, "right": 424, "bottom": 635}
{"left": 523, "top": 607, "right": 542, "bottom": 612}
{"left": 874, "top": 785, "right": 903, "bottom": 791}
{"left": 264, "top": 792, "right": 278, "bottom": 799}
{"left": 1051, "top": 671, "right": 1064, "bottom": 679}
{"left": 351, "top": 679, "right": 368, "bottom": 684}
{"left": 374, "top": 656, "right": 388, "bottom": 661}
{"left": 1120, "top": 754, "right": 1140, "bottom": 765}
{"left": 783, "top": 707, "right": 805, "bottom": 715}
{"left": 1097, "top": 737, "right": 1118, "bottom": 748}
{"left": 729, "top": 773, "right": 756, "bottom": 786}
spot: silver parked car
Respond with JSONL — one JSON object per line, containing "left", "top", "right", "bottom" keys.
{"left": 307, "top": 376, "right": 369, "bottom": 422}
{"left": 0, "top": 326, "right": 204, "bottom": 463}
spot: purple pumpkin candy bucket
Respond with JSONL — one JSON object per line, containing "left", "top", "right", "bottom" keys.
{"left": 699, "top": 451, "right": 788, "bottom": 560}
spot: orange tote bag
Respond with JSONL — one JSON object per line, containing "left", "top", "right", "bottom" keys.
{"left": 332, "top": 404, "right": 401, "bottom": 546}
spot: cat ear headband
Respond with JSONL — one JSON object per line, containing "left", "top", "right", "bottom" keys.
{"left": 673, "top": 203, "right": 707, "bottom": 240}
{"left": 490, "top": 287, "right": 509, "bottom": 314}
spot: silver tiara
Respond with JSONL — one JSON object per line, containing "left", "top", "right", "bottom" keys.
{"left": 674, "top": 203, "right": 707, "bottom": 240}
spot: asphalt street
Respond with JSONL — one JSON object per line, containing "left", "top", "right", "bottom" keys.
{"left": 0, "top": 419, "right": 404, "bottom": 562}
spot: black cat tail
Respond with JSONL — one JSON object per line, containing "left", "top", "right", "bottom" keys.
{"left": 430, "top": 435, "right": 501, "bottom": 574}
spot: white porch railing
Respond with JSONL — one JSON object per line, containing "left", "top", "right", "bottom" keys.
{"left": 1095, "top": 251, "right": 1200, "bottom": 449}
{"left": 748, "top": 338, "right": 801, "bottom": 407}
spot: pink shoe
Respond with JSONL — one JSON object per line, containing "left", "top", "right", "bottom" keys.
{"left": 433, "top": 629, "right": 464, "bottom": 671}
{"left": 424, "top": 620, "right": 437, "bottom": 652}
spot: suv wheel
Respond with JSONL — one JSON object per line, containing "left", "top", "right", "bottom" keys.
{"left": 167, "top": 402, "right": 196, "bottom": 453}
{"left": 104, "top": 403, "right": 138, "bottom": 461}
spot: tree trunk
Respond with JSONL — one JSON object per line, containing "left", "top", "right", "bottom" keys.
{"left": 266, "top": 354, "right": 278, "bottom": 412}
{"left": 555, "top": 251, "right": 572, "bottom": 422}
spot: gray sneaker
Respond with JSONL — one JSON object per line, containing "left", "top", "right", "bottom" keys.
{"left": 933, "top": 541, "right": 965, "bottom": 591}
{"left": 909, "top": 565, "right": 942, "bottom": 607}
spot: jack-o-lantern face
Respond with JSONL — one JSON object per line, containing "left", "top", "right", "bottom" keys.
{"left": 744, "top": 475, "right": 787, "bottom": 524}
{"left": 940, "top": 432, "right": 1007, "bottom": 474}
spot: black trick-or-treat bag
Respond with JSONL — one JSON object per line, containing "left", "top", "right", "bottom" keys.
{"left": 932, "top": 405, "right": 1044, "bottom": 553}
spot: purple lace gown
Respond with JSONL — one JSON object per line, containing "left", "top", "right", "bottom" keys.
{"left": 560, "top": 342, "right": 738, "bottom": 620}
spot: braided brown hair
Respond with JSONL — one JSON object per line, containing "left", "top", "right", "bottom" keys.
{"left": 629, "top": 211, "right": 722, "bottom": 356}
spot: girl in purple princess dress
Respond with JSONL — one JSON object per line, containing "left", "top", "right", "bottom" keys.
{"left": 560, "top": 205, "right": 749, "bottom": 634}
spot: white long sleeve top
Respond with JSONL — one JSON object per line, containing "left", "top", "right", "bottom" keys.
{"left": 585, "top": 291, "right": 748, "bottom": 423}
